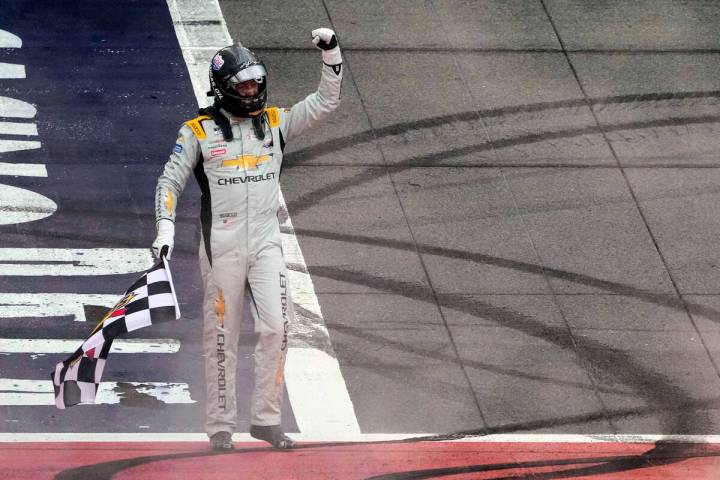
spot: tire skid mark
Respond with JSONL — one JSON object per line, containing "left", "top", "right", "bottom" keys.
{"left": 364, "top": 444, "right": 720, "bottom": 480}
{"left": 288, "top": 89, "right": 720, "bottom": 162}
{"left": 290, "top": 228, "right": 720, "bottom": 324}
{"left": 286, "top": 115, "right": 720, "bottom": 215}
{"left": 326, "top": 320, "right": 634, "bottom": 397}
{"left": 308, "top": 265, "right": 709, "bottom": 436}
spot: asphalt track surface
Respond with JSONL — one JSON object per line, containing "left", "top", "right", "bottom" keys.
{"left": 3, "top": 0, "right": 720, "bottom": 479}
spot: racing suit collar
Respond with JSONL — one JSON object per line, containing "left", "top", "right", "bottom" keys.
{"left": 217, "top": 107, "right": 242, "bottom": 124}
{"left": 218, "top": 106, "right": 262, "bottom": 124}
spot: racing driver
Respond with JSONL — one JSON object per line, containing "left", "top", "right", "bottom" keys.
{"left": 151, "top": 28, "right": 342, "bottom": 451}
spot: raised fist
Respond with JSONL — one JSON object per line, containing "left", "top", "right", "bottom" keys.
{"left": 311, "top": 27, "right": 338, "bottom": 50}
{"left": 311, "top": 28, "right": 342, "bottom": 66}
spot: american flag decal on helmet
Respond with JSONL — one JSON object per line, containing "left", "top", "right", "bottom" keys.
{"left": 212, "top": 54, "right": 224, "bottom": 71}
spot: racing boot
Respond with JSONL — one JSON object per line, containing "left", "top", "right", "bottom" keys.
{"left": 250, "top": 424, "right": 296, "bottom": 450}
{"left": 210, "top": 431, "right": 234, "bottom": 451}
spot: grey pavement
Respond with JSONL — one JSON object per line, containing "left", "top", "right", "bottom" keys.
{"left": 219, "top": 0, "right": 720, "bottom": 435}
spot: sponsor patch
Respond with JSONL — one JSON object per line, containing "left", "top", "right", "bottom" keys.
{"left": 173, "top": 143, "right": 183, "bottom": 154}
{"left": 266, "top": 107, "right": 280, "bottom": 127}
{"left": 279, "top": 272, "right": 289, "bottom": 352}
{"left": 212, "top": 54, "right": 224, "bottom": 71}
{"left": 215, "top": 289, "right": 225, "bottom": 329}
{"left": 184, "top": 115, "right": 209, "bottom": 140}
{"left": 210, "top": 148, "right": 227, "bottom": 157}
{"left": 221, "top": 154, "right": 270, "bottom": 169}
{"left": 217, "top": 332, "right": 226, "bottom": 409}
{"left": 275, "top": 360, "right": 285, "bottom": 386}
{"left": 164, "top": 190, "right": 175, "bottom": 215}
{"left": 220, "top": 212, "right": 237, "bottom": 227}
{"left": 217, "top": 172, "right": 275, "bottom": 185}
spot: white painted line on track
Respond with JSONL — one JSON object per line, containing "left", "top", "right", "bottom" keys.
{"left": 284, "top": 348, "right": 360, "bottom": 434}
{"left": 0, "top": 338, "right": 181, "bottom": 354}
{"left": 1, "top": 432, "right": 720, "bottom": 444}
{"left": 0, "top": 139, "right": 41, "bottom": 154}
{"left": 0, "top": 121, "right": 38, "bottom": 136}
{"left": 166, "top": 0, "right": 360, "bottom": 434}
{"left": 0, "top": 248, "right": 154, "bottom": 275}
{"left": 0, "top": 162, "right": 46, "bottom": 177}
{"left": 166, "top": 0, "right": 231, "bottom": 106}
{"left": 279, "top": 192, "right": 360, "bottom": 434}
{"left": 0, "top": 293, "right": 119, "bottom": 322}
{"left": 0, "top": 63, "right": 25, "bottom": 79}
{"left": 0, "top": 379, "right": 195, "bottom": 406}
{"left": 0, "top": 184, "right": 56, "bottom": 224}
{"left": 0, "top": 29, "right": 21, "bottom": 48}
{"left": 0, "top": 96, "right": 37, "bottom": 118}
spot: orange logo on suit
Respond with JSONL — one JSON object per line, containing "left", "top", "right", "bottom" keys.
{"left": 215, "top": 288, "right": 226, "bottom": 329}
{"left": 221, "top": 155, "right": 270, "bottom": 170}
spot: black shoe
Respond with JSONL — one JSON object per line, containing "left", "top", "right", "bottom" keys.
{"left": 250, "top": 424, "right": 296, "bottom": 450}
{"left": 210, "top": 431, "right": 234, "bottom": 451}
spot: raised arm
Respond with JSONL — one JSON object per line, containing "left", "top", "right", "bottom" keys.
{"left": 280, "top": 28, "right": 343, "bottom": 141}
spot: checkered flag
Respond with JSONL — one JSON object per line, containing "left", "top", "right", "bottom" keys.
{"left": 51, "top": 257, "right": 181, "bottom": 409}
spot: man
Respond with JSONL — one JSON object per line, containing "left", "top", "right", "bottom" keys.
{"left": 151, "top": 28, "right": 342, "bottom": 450}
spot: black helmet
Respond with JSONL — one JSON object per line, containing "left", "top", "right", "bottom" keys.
{"left": 209, "top": 44, "right": 267, "bottom": 117}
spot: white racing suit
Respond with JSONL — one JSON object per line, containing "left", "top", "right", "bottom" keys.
{"left": 155, "top": 62, "right": 342, "bottom": 435}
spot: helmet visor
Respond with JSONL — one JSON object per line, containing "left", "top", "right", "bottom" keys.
{"left": 223, "top": 64, "right": 267, "bottom": 86}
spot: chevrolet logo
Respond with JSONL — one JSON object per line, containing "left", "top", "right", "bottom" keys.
{"left": 221, "top": 154, "right": 270, "bottom": 170}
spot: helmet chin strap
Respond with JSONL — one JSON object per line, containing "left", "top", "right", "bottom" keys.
{"left": 200, "top": 104, "right": 266, "bottom": 142}
{"left": 251, "top": 115, "right": 265, "bottom": 141}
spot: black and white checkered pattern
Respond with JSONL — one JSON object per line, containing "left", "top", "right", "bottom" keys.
{"left": 51, "top": 258, "right": 180, "bottom": 409}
